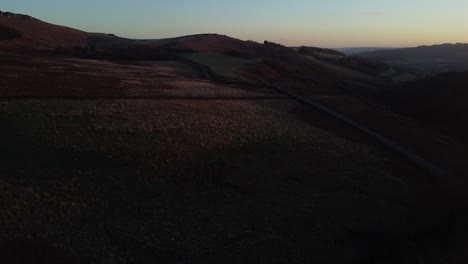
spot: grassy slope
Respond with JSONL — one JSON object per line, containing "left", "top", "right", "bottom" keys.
{"left": 380, "top": 71, "right": 468, "bottom": 145}
{"left": 358, "top": 44, "right": 468, "bottom": 75}
{"left": 0, "top": 16, "right": 88, "bottom": 50}
{"left": 182, "top": 52, "right": 256, "bottom": 78}
{"left": 303, "top": 55, "right": 382, "bottom": 84}
{"left": 0, "top": 53, "right": 432, "bottom": 263}
{"left": 182, "top": 42, "right": 468, "bottom": 262}
{"left": 0, "top": 98, "right": 414, "bottom": 264}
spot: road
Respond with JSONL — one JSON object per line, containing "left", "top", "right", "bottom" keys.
{"left": 179, "top": 57, "right": 450, "bottom": 179}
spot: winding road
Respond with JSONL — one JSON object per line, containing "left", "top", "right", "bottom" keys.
{"left": 179, "top": 56, "right": 450, "bottom": 179}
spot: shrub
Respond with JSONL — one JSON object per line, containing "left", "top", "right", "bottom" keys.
{"left": 0, "top": 24, "right": 22, "bottom": 40}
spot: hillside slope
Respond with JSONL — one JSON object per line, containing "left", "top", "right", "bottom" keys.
{"left": 0, "top": 10, "right": 88, "bottom": 50}
{"left": 0, "top": 30, "right": 433, "bottom": 264}
{"left": 359, "top": 43, "right": 468, "bottom": 75}
{"left": 379, "top": 71, "right": 468, "bottom": 145}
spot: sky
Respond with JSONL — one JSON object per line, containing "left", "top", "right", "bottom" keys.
{"left": 3, "top": 0, "right": 468, "bottom": 48}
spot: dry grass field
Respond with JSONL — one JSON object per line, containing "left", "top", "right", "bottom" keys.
{"left": 182, "top": 52, "right": 256, "bottom": 79}
{"left": 0, "top": 51, "right": 436, "bottom": 263}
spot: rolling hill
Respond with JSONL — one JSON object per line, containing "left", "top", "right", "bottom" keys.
{"left": 379, "top": 71, "right": 468, "bottom": 145}
{"left": 336, "top": 47, "right": 394, "bottom": 55}
{"left": 358, "top": 43, "right": 468, "bottom": 75}
{"left": 0, "top": 10, "right": 406, "bottom": 90}
{"left": 0, "top": 10, "right": 88, "bottom": 50}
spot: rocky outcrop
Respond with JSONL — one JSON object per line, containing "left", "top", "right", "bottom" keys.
{"left": 0, "top": 11, "right": 38, "bottom": 21}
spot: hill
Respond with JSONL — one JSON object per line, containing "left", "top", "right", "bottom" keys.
{"left": 79, "top": 33, "right": 262, "bottom": 60}
{"left": 55, "top": 33, "right": 406, "bottom": 93}
{"left": 86, "top": 33, "right": 255, "bottom": 52}
{"left": 379, "top": 71, "right": 468, "bottom": 145}
{"left": 0, "top": 10, "right": 405, "bottom": 88}
{"left": 296, "top": 46, "right": 345, "bottom": 57}
{"left": 358, "top": 43, "right": 468, "bottom": 75}
{"left": 0, "top": 10, "right": 88, "bottom": 50}
{"left": 336, "top": 47, "right": 394, "bottom": 55}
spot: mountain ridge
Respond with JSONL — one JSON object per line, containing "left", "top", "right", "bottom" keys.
{"left": 358, "top": 43, "right": 468, "bottom": 75}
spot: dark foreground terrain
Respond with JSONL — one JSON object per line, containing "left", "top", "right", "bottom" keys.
{"left": 378, "top": 71, "right": 468, "bottom": 145}
{"left": 0, "top": 49, "right": 459, "bottom": 264}
{"left": 2, "top": 11, "right": 468, "bottom": 264}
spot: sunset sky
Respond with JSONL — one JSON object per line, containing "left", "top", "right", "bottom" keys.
{"left": 3, "top": 0, "right": 468, "bottom": 48}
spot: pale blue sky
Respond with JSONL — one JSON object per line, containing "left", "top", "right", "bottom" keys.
{"left": 3, "top": 0, "right": 468, "bottom": 47}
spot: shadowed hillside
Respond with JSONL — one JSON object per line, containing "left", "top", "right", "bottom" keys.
{"left": 379, "top": 71, "right": 468, "bottom": 145}
{"left": 0, "top": 24, "right": 21, "bottom": 40}
{"left": 359, "top": 43, "right": 468, "bottom": 75}
{"left": 297, "top": 46, "right": 345, "bottom": 57}
{"left": 70, "top": 34, "right": 262, "bottom": 61}
{"left": 336, "top": 47, "right": 393, "bottom": 55}
{"left": 0, "top": 10, "right": 88, "bottom": 50}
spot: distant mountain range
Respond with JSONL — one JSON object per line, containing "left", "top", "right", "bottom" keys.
{"left": 335, "top": 47, "right": 394, "bottom": 55}
{"left": 358, "top": 43, "right": 468, "bottom": 75}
